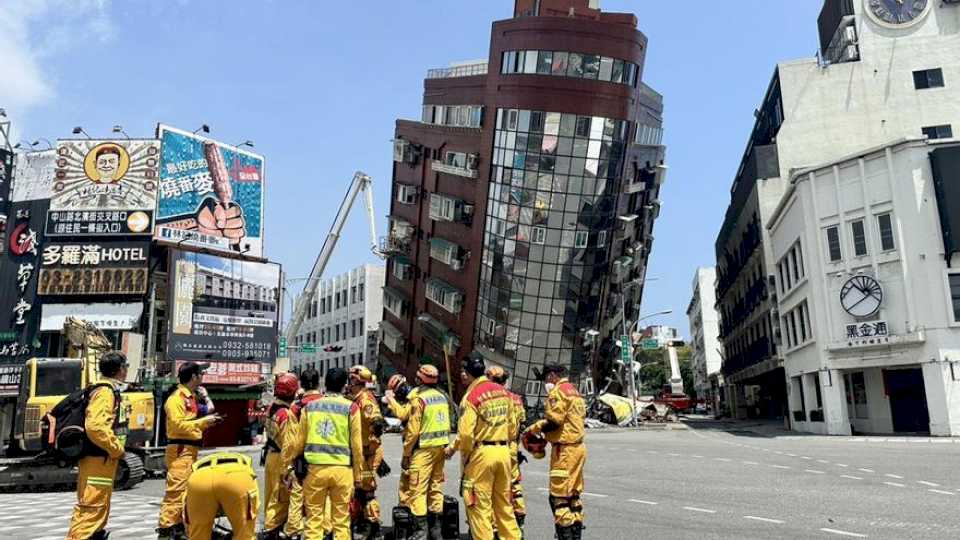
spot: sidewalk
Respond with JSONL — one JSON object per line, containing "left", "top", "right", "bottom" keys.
{"left": 681, "top": 416, "right": 960, "bottom": 443}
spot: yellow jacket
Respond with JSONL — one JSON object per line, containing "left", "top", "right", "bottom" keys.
{"left": 267, "top": 402, "right": 300, "bottom": 470}
{"left": 456, "top": 376, "right": 513, "bottom": 463}
{"left": 530, "top": 378, "right": 585, "bottom": 445}
{"left": 385, "top": 387, "right": 419, "bottom": 422}
{"left": 164, "top": 384, "right": 215, "bottom": 441}
{"left": 290, "top": 393, "right": 365, "bottom": 481}
{"left": 507, "top": 389, "right": 525, "bottom": 444}
{"left": 86, "top": 378, "right": 126, "bottom": 459}
{"left": 355, "top": 389, "right": 383, "bottom": 452}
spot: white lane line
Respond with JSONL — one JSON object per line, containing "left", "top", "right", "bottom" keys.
{"left": 801, "top": 456, "right": 812, "bottom": 460}
{"left": 884, "top": 481, "right": 906, "bottom": 488}
{"left": 817, "top": 459, "right": 830, "bottom": 464}
{"left": 917, "top": 481, "right": 939, "bottom": 487}
{"left": 683, "top": 506, "right": 717, "bottom": 514}
{"left": 582, "top": 492, "right": 608, "bottom": 498}
{"left": 691, "top": 455, "right": 704, "bottom": 458}
{"left": 743, "top": 516, "right": 785, "bottom": 524}
{"left": 884, "top": 474, "right": 903, "bottom": 479}
{"left": 774, "top": 451, "right": 784, "bottom": 455}
{"left": 836, "top": 463, "right": 849, "bottom": 468}
{"left": 786, "top": 453, "right": 797, "bottom": 457}
{"left": 929, "top": 489, "right": 956, "bottom": 496}
{"left": 772, "top": 464, "right": 791, "bottom": 469}
{"left": 742, "top": 461, "right": 759, "bottom": 465}
{"left": 629, "top": 499, "right": 659, "bottom": 505}
{"left": 804, "top": 469, "right": 826, "bottom": 474}
{"left": 667, "top": 453, "right": 681, "bottom": 457}
{"left": 840, "top": 475, "right": 863, "bottom": 480}
{"left": 714, "top": 457, "right": 732, "bottom": 462}
{"left": 857, "top": 468, "right": 875, "bottom": 473}
{"left": 646, "top": 450, "right": 658, "bottom": 454}
{"left": 537, "top": 487, "right": 549, "bottom": 492}
{"left": 820, "top": 527, "right": 867, "bottom": 538}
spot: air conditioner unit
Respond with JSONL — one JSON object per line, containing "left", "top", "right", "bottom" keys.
{"left": 393, "top": 139, "right": 407, "bottom": 163}
{"left": 842, "top": 25, "right": 856, "bottom": 45}
{"left": 467, "top": 153, "right": 480, "bottom": 170}
{"left": 450, "top": 259, "right": 464, "bottom": 271}
{"left": 462, "top": 204, "right": 474, "bottom": 216}
{"left": 842, "top": 44, "right": 859, "bottom": 62}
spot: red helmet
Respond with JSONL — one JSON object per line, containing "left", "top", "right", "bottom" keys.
{"left": 387, "top": 374, "right": 407, "bottom": 393}
{"left": 522, "top": 431, "right": 547, "bottom": 459}
{"left": 274, "top": 372, "right": 299, "bottom": 400}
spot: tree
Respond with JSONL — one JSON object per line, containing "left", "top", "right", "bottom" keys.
{"left": 677, "top": 345, "right": 698, "bottom": 400}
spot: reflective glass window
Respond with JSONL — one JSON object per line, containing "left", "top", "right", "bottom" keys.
{"left": 551, "top": 52, "right": 569, "bottom": 75}
{"left": 537, "top": 51, "right": 553, "bottom": 74}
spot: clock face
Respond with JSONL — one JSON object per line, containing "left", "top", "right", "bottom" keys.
{"left": 866, "top": 0, "right": 929, "bottom": 27}
{"left": 840, "top": 275, "right": 884, "bottom": 318}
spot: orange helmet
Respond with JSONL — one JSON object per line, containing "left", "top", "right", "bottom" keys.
{"left": 522, "top": 431, "right": 547, "bottom": 459}
{"left": 387, "top": 374, "right": 407, "bottom": 393}
{"left": 417, "top": 364, "right": 439, "bottom": 385}
{"left": 274, "top": 372, "right": 300, "bottom": 400}
{"left": 349, "top": 365, "right": 374, "bottom": 385}
{"left": 485, "top": 366, "right": 508, "bottom": 385}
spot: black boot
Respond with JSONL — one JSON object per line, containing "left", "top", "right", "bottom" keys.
{"left": 258, "top": 527, "right": 282, "bottom": 540}
{"left": 88, "top": 531, "right": 110, "bottom": 540}
{"left": 571, "top": 522, "right": 583, "bottom": 540}
{"left": 516, "top": 514, "right": 525, "bottom": 538}
{"left": 369, "top": 521, "right": 384, "bottom": 540}
{"left": 554, "top": 524, "right": 576, "bottom": 540}
{"left": 411, "top": 516, "right": 429, "bottom": 540}
{"left": 156, "top": 526, "right": 176, "bottom": 540}
{"left": 427, "top": 512, "right": 443, "bottom": 540}
{"left": 353, "top": 519, "right": 373, "bottom": 540}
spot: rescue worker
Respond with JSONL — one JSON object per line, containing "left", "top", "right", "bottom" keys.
{"left": 523, "top": 364, "right": 586, "bottom": 540}
{"left": 288, "top": 368, "right": 364, "bottom": 540}
{"left": 346, "top": 365, "right": 387, "bottom": 539}
{"left": 285, "top": 369, "right": 327, "bottom": 539}
{"left": 66, "top": 351, "right": 130, "bottom": 540}
{"left": 184, "top": 452, "right": 260, "bottom": 540}
{"left": 447, "top": 353, "right": 521, "bottom": 540}
{"left": 399, "top": 365, "right": 451, "bottom": 539}
{"left": 485, "top": 366, "right": 527, "bottom": 531}
{"left": 382, "top": 374, "right": 415, "bottom": 421}
{"left": 158, "top": 362, "right": 223, "bottom": 539}
{"left": 261, "top": 372, "right": 301, "bottom": 539}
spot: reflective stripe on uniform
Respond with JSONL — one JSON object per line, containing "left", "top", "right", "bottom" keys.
{"left": 304, "top": 401, "right": 351, "bottom": 415}
{"left": 87, "top": 476, "right": 114, "bottom": 486}
{"left": 549, "top": 469, "right": 569, "bottom": 478}
{"left": 418, "top": 388, "right": 450, "bottom": 448}
{"left": 304, "top": 444, "right": 351, "bottom": 456}
{"left": 304, "top": 395, "right": 353, "bottom": 466}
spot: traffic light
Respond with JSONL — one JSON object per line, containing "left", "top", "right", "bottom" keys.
{"left": 323, "top": 345, "right": 344, "bottom": 352}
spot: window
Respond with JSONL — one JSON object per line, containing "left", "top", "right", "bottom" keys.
{"left": 523, "top": 50, "right": 538, "bottom": 74}
{"left": 393, "top": 259, "right": 412, "bottom": 280}
{"left": 877, "top": 213, "right": 895, "bottom": 251}
{"left": 335, "top": 325, "right": 340, "bottom": 341}
{"left": 351, "top": 285, "right": 357, "bottom": 304}
{"left": 922, "top": 125, "right": 954, "bottom": 140}
{"left": 813, "top": 373, "right": 823, "bottom": 409}
{"left": 396, "top": 184, "right": 418, "bottom": 204}
{"left": 430, "top": 238, "right": 458, "bottom": 266}
{"left": 851, "top": 219, "right": 868, "bottom": 257}
{"left": 429, "top": 193, "right": 457, "bottom": 221}
{"left": 950, "top": 274, "right": 960, "bottom": 322}
{"left": 551, "top": 52, "right": 569, "bottom": 76}
{"left": 358, "top": 283, "right": 364, "bottom": 301}
{"left": 426, "top": 279, "right": 463, "bottom": 313}
{"left": 574, "top": 231, "right": 589, "bottom": 248}
{"left": 826, "top": 226, "right": 842, "bottom": 262}
{"left": 532, "top": 227, "right": 546, "bottom": 244}
{"left": 384, "top": 290, "right": 407, "bottom": 318}
{"left": 536, "top": 51, "right": 553, "bottom": 74}
{"left": 597, "top": 230, "right": 607, "bottom": 248}
{"left": 351, "top": 319, "right": 356, "bottom": 338}
{"left": 913, "top": 68, "right": 944, "bottom": 90}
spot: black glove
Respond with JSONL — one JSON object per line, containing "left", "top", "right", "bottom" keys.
{"left": 294, "top": 456, "right": 308, "bottom": 483}
{"left": 518, "top": 452, "right": 528, "bottom": 466}
{"left": 377, "top": 459, "right": 392, "bottom": 478}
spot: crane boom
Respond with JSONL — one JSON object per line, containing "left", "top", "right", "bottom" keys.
{"left": 286, "top": 171, "right": 381, "bottom": 341}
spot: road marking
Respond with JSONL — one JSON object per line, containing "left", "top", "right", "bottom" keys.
{"left": 683, "top": 506, "right": 717, "bottom": 514}
{"left": 629, "top": 499, "right": 658, "bottom": 505}
{"left": 742, "top": 461, "right": 759, "bottom": 465}
{"left": 817, "top": 459, "right": 830, "bottom": 464}
{"left": 840, "top": 475, "right": 863, "bottom": 480}
{"left": 786, "top": 453, "right": 797, "bottom": 457}
{"left": 884, "top": 474, "right": 903, "bottom": 479}
{"left": 667, "top": 453, "right": 681, "bottom": 457}
{"left": 857, "top": 468, "right": 875, "bottom": 473}
{"left": 743, "top": 516, "right": 785, "bottom": 524}
{"left": 647, "top": 450, "right": 658, "bottom": 454}
{"left": 820, "top": 527, "right": 867, "bottom": 538}
{"left": 774, "top": 451, "right": 784, "bottom": 454}
{"left": 582, "top": 492, "right": 608, "bottom": 498}
{"left": 928, "top": 489, "right": 956, "bottom": 496}
{"left": 883, "top": 481, "right": 905, "bottom": 488}
{"left": 714, "top": 457, "right": 732, "bottom": 462}
{"left": 917, "top": 481, "right": 939, "bottom": 487}
{"left": 836, "top": 463, "right": 848, "bottom": 468}
{"left": 801, "top": 456, "right": 812, "bottom": 460}
{"left": 692, "top": 454, "right": 704, "bottom": 458}
{"left": 537, "top": 488, "right": 549, "bottom": 492}
{"left": 804, "top": 469, "right": 825, "bottom": 474}
{"left": 772, "top": 464, "right": 791, "bottom": 469}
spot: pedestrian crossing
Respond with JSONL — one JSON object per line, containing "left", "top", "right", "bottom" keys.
{"left": 0, "top": 491, "right": 160, "bottom": 540}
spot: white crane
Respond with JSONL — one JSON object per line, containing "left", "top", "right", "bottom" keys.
{"left": 285, "top": 171, "right": 382, "bottom": 342}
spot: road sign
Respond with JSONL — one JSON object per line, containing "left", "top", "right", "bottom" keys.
{"left": 620, "top": 335, "right": 632, "bottom": 363}
{"left": 278, "top": 336, "right": 287, "bottom": 357}
{"left": 302, "top": 343, "right": 316, "bottom": 353}
{"left": 642, "top": 338, "right": 660, "bottom": 350}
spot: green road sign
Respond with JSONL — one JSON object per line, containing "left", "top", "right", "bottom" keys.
{"left": 302, "top": 343, "right": 316, "bottom": 353}
{"left": 642, "top": 338, "right": 660, "bottom": 350}
{"left": 279, "top": 336, "right": 287, "bottom": 356}
{"left": 0, "top": 331, "right": 16, "bottom": 342}
{"left": 620, "top": 335, "right": 632, "bottom": 363}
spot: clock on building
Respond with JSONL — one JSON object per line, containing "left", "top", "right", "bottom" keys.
{"left": 865, "top": 0, "right": 930, "bottom": 28}
{"left": 840, "top": 275, "right": 884, "bottom": 318}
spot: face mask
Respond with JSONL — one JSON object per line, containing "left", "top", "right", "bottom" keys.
{"left": 116, "top": 383, "right": 129, "bottom": 392}
{"left": 544, "top": 382, "right": 555, "bottom": 393}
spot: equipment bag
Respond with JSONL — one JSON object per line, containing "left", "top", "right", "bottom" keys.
{"left": 441, "top": 495, "right": 460, "bottom": 539}
{"left": 391, "top": 505, "right": 415, "bottom": 540}
{"left": 42, "top": 382, "right": 119, "bottom": 460}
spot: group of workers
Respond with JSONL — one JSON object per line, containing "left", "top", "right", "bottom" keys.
{"left": 63, "top": 350, "right": 587, "bottom": 540}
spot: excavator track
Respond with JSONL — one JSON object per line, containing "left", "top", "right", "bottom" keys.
{"left": 115, "top": 451, "right": 145, "bottom": 490}
{"left": 0, "top": 451, "right": 147, "bottom": 493}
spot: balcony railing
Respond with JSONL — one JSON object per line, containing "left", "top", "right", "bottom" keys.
{"left": 426, "top": 62, "right": 489, "bottom": 79}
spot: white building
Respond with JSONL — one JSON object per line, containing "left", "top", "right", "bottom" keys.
{"left": 687, "top": 267, "right": 723, "bottom": 408}
{"left": 769, "top": 138, "right": 960, "bottom": 436}
{"left": 291, "top": 264, "right": 385, "bottom": 375}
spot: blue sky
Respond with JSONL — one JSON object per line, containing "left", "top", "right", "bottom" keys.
{"left": 3, "top": 0, "right": 823, "bottom": 336}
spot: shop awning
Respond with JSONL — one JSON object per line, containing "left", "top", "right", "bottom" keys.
{"left": 41, "top": 302, "right": 143, "bottom": 332}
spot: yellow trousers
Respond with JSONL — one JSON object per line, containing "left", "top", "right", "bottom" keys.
{"left": 461, "top": 445, "right": 521, "bottom": 540}
{"left": 263, "top": 451, "right": 291, "bottom": 531}
{"left": 303, "top": 464, "right": 352, "bottom": 540}
{"left": 285, "top": 479, "right": 332, "bottom": 537}
{"left": 358, "top": 445, "right": 383, "bottom": 523}
{"left": 159, "top": 444, "right": 200, "bottom": 527}
{"left": 184, "top": 460, "right": 259, "bottom": 540}
{"left": 403, "top": 446, "right": 445, "bottom": 517}
{"left": 548, "top": 442, "right": 586, "bottom": 526}
{"left": 509, "top": 443, "right": 525, "bottom": 517}
{"left": 66, "top": 455, "right": 118, "bottom": 540}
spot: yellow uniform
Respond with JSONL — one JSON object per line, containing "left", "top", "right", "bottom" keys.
{"left": 263, "top": 401, "right": 300, "bottom": 532}
{"left": 527, "top": 378, "right": 586, "bottom": 528}
{"left": 159, "top": 384, "right": 218, "bottom": 530}
{"left": 284, "top": 391, "right": 329, "bottom": 538}
{"left": 67, "top": 379, "right": 127, "bottom": 540}
{"left": 289, "top": 392, "right": 364, "bottom": 540}
{"left": 402, "top": 387, "right": 450, "bottom": 518}
{"left": 457, "top": 377, "right": 521, "bottom": 540}
{"left": 184, "top": 453, "right": 260, "bottom": 540}
{"left": 353, "top": 388, "right": 384, "bottom": 525}
{"left": 506, "top": 390, "right": 526, "bottom": 520}
{"left": 386, "top": 387, "right": 418, "bottom": 508}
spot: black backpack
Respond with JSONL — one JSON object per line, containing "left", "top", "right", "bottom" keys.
{"left": 43, "top": 382, "right": 121, "bottom": 460}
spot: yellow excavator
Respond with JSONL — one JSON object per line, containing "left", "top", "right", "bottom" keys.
{"left": 0, "top": 317, "right": 162, "bottom": 491}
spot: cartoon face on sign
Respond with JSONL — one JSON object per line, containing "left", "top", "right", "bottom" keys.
{"left": 84, "top": 143, "right": 129, "bottom": 184}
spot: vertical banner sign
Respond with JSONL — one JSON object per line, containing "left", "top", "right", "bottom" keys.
{"left": 47, "top": 139, "right": 160, "bottom": 236}
{"left": 11, "top": 149, "right": 56, "bottom": 202}
{"left": 0, "top": 149, "right": 11, "bottom": 255}
{"left": 0, "top": 199, "right": 48, "bottom": 363}
{"left": 156, "top": 124, "right": 265, "bottom": 258}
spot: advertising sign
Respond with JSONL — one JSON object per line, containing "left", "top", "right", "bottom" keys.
{"left": 37, "top": 240, "right": 149, "bottom": 296}
{"left": 0, "top": 364, "right": 21, "bottom": 396}
{"left": 49, "top": 139, "right": 160, "bottom": 235}
{"left": 175, "top": 360, "right": 268, "bottom": 386}
{"left": 12, "top": 149, "right": 56, "bottom": 202}
{"left": 168, "top": 250, "right": 280, "bottom": 366}
{"left": 156, "top": 124, "right": 265, "bottom": 257}
{"left": 40, "top": 302, "right": 143, "bottom": 331}
{"left": 0, "top": 199, "right": 48, "bottom": 362}
{"left": 0, "top": 148, "right": 12, "bottom": 205}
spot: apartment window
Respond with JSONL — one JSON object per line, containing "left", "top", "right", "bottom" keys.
{"left": 358, "top": 283, "right": 364, "bottom": 301}
{"left": 351, "top": 285, "right": 357, "bottom": 304}
{"left": 813, "top": 373, "right": 823, "bottom": 409}
{"left": 922, "top": 124, "right": 954, "bottom": 140}
{"left": 791, "top": 243, "right": 802, "bottom": 281}
{"left": 532, "top": 227, "right": 546, "bottom": 245}
{"left": 384, "top": 290, "right": 407, "bottom": 318}
{"left": 396, "top": 184, "right": 418, "bottom": 204}
{"left": 393, "top": 259, "right": 412, "bottom": 280}
{"left": 425, "top": 278, "right": 463, "bottom": 313}
{"left": 574, "top": 231, "right": 589, "bottom": 248}
{"left": 851, "top": 219, "right": 868, "bottom": 257}
{"left": 430, "top": 237, "right": 459, "bottom": 266}
{"left": 358, "top": 317, "right": 363, "bottom": 332}
{"left": 949, "top": 274, "right": 960, "bottom": 322}
{"left": 429, "top": 193, "right": 457, "bottom": 221}
{"left": 335, "top": 325, "right": 340, "bottom": 341}
{"left": 877, "top": 213, "right": 896, "bottom": 251}
{"left": 597, "top": 230, "right": 607, "bottom": 248}
{"left": 913, "top": 68, "right": 944, "bottom": 90}
{"left": 826, "top": 226, "right": 842, "bottom": 262}
{"left": 351, "top": 319, "right": 356, "bottom": 338}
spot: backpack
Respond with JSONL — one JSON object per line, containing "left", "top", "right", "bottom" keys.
{"left": 43, "top": 382, "right": 121, "bottom": 460}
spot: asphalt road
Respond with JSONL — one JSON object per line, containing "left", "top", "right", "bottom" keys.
{"left": 6, "top": 422, "right": 960, "bottom": 539}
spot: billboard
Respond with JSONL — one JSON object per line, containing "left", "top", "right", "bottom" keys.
{"left": 12, "top": 149, "right": 56, "bottom": 202}
{"left": 175, "top": 360, "right": 268, "bottom": 386}
{"left": 0, "top": 199, "right": 48, "bottom": 362}
{"left": 156, "top": 124, "right": 265, "bottom": 257}
{"left": 37, "top": 240, "right": 150, "bottom": 296}
{"left": 168, "top": 250, "right": 279, "bottom": 367}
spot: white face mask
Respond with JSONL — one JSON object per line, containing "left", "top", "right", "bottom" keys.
{"left": 544, "top": 382, "right": 556, "bottom": 393}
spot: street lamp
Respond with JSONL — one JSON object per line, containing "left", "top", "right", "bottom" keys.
{"left": 193, "top": 124, "right": 211, "bottom": 135}
{"left": 112, "top": 125, "right": 130, "bottom": 139}
{"left": 72, "top": 126, "right": 92, "bottom": 139}
{"left": 235, "top": 140, "right": 255, "bottom": 148}
{"left": 616, "top": 276, "right": 670, "bottom": 420}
